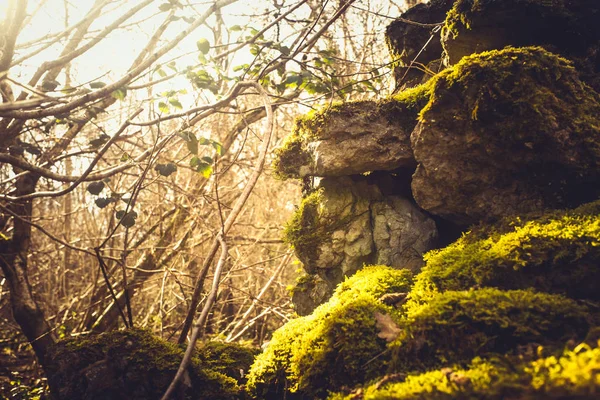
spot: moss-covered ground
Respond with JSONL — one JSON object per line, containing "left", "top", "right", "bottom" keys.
{"left": 47, "top": 329, "right": 257, "bottom": 400}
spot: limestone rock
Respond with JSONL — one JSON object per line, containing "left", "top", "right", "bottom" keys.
{"left": 273, "top": 84, "right": 431, "bottom": 179}
{"left": 290, "top": 274, "right": 334, "bottom": 316}
{"left": 385, "top": 0, "right": 454, "bottom": 89}
{"left": 442, "top": 0, "right": 600, "bottom": 91}
{"left": 411, "top": 47, "right": 600, "bottom": 225}
{"left": 284, "top": 175, "right": 438, "bottom": 292}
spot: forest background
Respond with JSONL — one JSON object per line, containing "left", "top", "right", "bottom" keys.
{"left": 0, "top": 0, "right": 421, "bottom": 396}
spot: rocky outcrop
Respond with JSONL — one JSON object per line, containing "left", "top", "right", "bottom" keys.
{"left": 411, "top": 46, "right": 600, "bottom": 225}
{"left": 284, "top": 176, "right": 438, "bottom": 287}
{"left": 248, "top": 202, "right": 600, "bottom": 400}
{"left": 273, "top": 85, "right": 430, "bottom": 178}
{"left": 385, "top": 0, "right": 454, "bottom": 89}
{"left": 442, "top": 0, "right": 600, "bottom": 91}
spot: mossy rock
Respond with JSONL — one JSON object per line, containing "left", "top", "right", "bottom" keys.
{"left": 195, "top": 341, "right": 259, "bottom": 384}
{"left": 273, "top": 83, "right": 432, "bottom": 179}
{"left": 389, "top": 288, "right": 591, "bottom": 372}
{"left": 46, "top": 329, "right": 246, "bottom": 400}
{"left": 246, "top": 266, "right": 413, "bottom": 399}
{"left": 331, "top": 342, "right": 600, "bottom": 399}
{"left": 442, "top": 0, "right": 600, "bottom": 90}
{"left": 410, "top": 200, "right": 600, "bottom": 305}
{"left": 411, "top": 46, "right": 600, "bottom": 225}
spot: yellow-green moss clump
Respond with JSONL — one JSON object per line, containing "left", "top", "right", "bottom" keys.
{"left": 246, "top": 266, "right": 413, "bottom": 399}
{"left": 272, "top": 83, "right": 432, "bottom": 180}
{"left": 331, "top": 342, "right": 600, "bottom": 400}
{"left": 47, "top": 329, "right": 254, "bottom": 400}
{"left": 282, "top": 189, "right": 326, "bottom": 267}
{"left": 409, "top": 201, "right": 600, "bottom": 305}
{"left": 390, "top": 288, "right": 591, "bottom": 372}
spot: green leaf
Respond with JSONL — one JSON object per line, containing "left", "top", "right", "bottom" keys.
{"left": 211, "top": 141, "right": 224, "bottom": 155}
{"left": 249, "top": 45, "right": 260, "bottom": 56}
{"left": 179, "top": 131, "right": 199, "bottom": 154}
{"left": 198, "top": 137, "right": 211, "bottom": 146}
{"left": 156, "top": 68, "right": 167, "bottom": 78}
{"left": 89, "top": 81, "right": 107, "bottom": 89}
{"left": 87, "top": 181, "right": 105, "bottom": 195}
{"left": 158, "top": 101, "right": 169, "bottom": 113}
{"left": 230, "top": 25, "right": 242, "bottom": 31}
{"left": 89, "top": 134, "right": 110, "bottom": 148}
{"left": 158, "top": 3, "right": 172, "bottom": 11}
{"left": 154, "top": 162, "right": 177, "bottom": 176}
{"left": 183, "top": 16, "right": 195, "bottom": 23}
{"left": 190, "top": 157, "right": 212, "bottom": 178}
{"left": 95, "top": 197, "right": 116, "bottom": 209}
{"left": 233, "top": 64, "right": 249, "bottom": 72}
{"left": 196, "top": 38, "right": 210, "bottom": 54}
{"left": 169, "top": 98, "right": 183, "bottom": 109}
{"left": 116, "top": 210, "right": 137, "bottom": 228}
{"left": 41, "top": 80, "right": 59, "bottom": 91}
{"left": 111, "top": 87, "right": 127, "bottom": 101}
{"left": 201, "top": 156, "right": 213, "bottom": 164}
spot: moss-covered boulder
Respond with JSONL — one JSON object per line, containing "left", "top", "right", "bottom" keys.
{"left": 273, "top": 84, "right": 431, "bottom": 179}
{"left": 411, "top": 46, "right": 600, "bottom": 225}
{"left": 284, "top": 176, "right": 437, "bottom": 310}
{"left": 442, "top": 0, "right": 600, "bottom": 91}
{"left": 385, "top": 0, "right": 454, "bottom": 89}
{"left": 331, "top": 343, "right": 600, "bottom": 399}
{"left": 246, "top": 266, "right": 413, "bottom": 399}
{"left": 389, "top": 288, "right": 591, "bottom": 372}
{"left": 410, "top": 201, "right": 600, "bottom": 305}
{"left": 46, "top": 329, "right": 255, "bottom": 400}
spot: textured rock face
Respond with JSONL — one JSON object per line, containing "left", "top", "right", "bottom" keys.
{"left": 273, "top": 85, "right": 431, "bottom": 179}
{"left": 285, "top": 175, "right": 438, "bottom": 289}
{"left": 385, "top": 0, "right": 454, "bottom": 89}
{"left": 442, "top": 0, "right": 600, "bottom": 90}
{"left": 411, "top": 47, "right": 600, "bottom": 225}
{"left": 290, "top": 275, "right": 333, "bottom": 316}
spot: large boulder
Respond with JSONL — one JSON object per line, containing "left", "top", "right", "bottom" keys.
{"left": 284, "top": 175, "right": 438, "bottom": 289}
{"left": 442, "top": 0, "right": 600, "bottom": 90}
{"left": 385, "top": 0, "right": 454, "bottom": 89}
{"left": 411, "top": 46, "right": 600, "bottom": 225}
{"left": 273, "top": 84, "right": 431, "bottom": 178}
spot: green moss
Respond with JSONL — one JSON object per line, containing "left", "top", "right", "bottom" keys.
{"left": 48, "top": 329, "right": 240, "bottom": 400}
{"left": 419, "top": 46, "right": 600, "bottom": 148}
{"left": 246, "top": 266, "right": 413, "bottom": 399}
{"left": 282, "top": 189, "right": 327, "bottom": 266}
{"left": 410, "top": 200, "right": 600, "bottom": 305}
{"left": 390, "top": 289, "right": 591, "bottom": 372}
{"left": 331, "top": 343, "right": 600, "bottom": 400}
{"left": 195, "top": 341, "right": 259, "bottom": 384}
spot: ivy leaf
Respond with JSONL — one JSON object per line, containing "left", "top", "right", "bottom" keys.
{"left": 158, "top": 3, "right": 172, "bottom": 11}
{"left": 196, "top": 38, "right": 210, "bottom": 54}
{"left": 95, "top": 196, "right": 116, "bottom": 208}
{"left": 41, "top": 80, "right": 60, "bottom": 92}
{"left": 158, "top": 101, "right": 170, "bottom": 114}
{"left": 190, "top": 156, "right": 212, "bottom": 178}
{"left": 116, "top": 210, "right": 137, "bottom": 228}
{"left": 169, "top": 98, "right": 183, "bottom": 109}
{"left": 211, "top": 141, "right": 224, "bottom": 155}
{"left": 89, "top": 134, "right": 110, "bottom": 148}
{"left": 89, "top": 81, "right": 107, "bottom": 89}
{"left": 87, "top": 181, "right": 105, "bottom": 195}
{"left": 179, "top": 131, "right": 199, "bottom": 154}
{"left": 154, "top": 162, "right": 177, "bottom": 177}
{"left": 111, "top": 87, "right": 127, "bottom": 101}
{"left": 374, "top": 312, "right": 401, "bottom": 342}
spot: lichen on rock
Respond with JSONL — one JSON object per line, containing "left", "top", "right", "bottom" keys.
{"left": 411, "top": 46, "right": 600, "bottom": 225}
